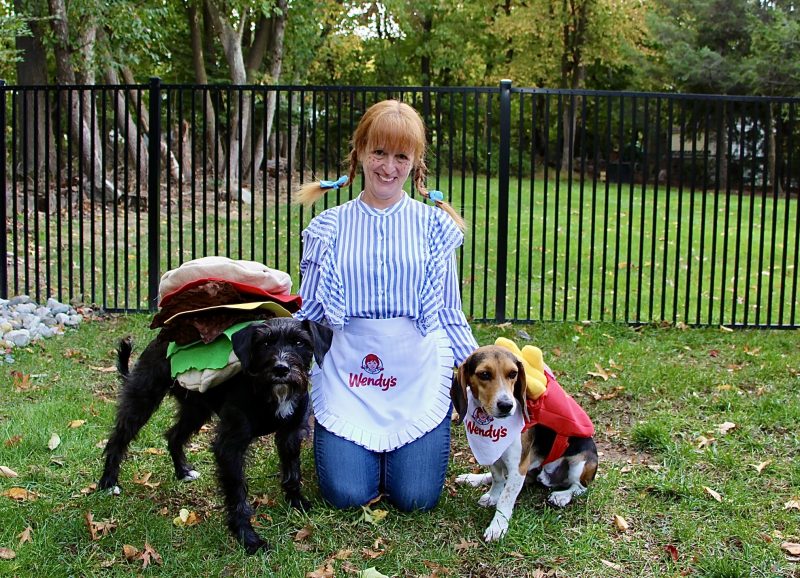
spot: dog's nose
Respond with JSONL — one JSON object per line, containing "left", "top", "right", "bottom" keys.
{"left": 273, "top": 362, "right": 290, "bottom": 377}
{"left": 496, "top": 398, "right": 514, "bottom": 415}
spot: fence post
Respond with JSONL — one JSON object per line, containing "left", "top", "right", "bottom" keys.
{"left": 148, "top": 77, "right": 162, "bottom": 311}
{"left": 495, "top": 79, "right": 512, "bottom": 322}
{"left": 0, "top": 80, "right": 7, "bottom": 300}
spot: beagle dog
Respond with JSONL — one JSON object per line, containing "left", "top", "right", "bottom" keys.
{"left": 451, "top": 345, "right": 598, "bottom": 541}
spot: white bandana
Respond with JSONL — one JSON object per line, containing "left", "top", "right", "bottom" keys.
{"left": 463, "top": 389, "right": 524, "bottom": 466}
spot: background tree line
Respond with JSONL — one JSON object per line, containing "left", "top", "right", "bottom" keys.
{"left": 1, "top": 0, "right": 798, "bottom": 196}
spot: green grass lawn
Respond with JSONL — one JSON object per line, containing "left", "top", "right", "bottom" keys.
{"left": 1, "top": 315, "right": 798, "bottom": 576}
{"left": 9, "top": 171, "right": 799, "bottom": 328}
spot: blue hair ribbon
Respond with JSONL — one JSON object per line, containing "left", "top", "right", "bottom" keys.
{"left": 320, "top": 175, "right": 349, "bottom": 190}
{"left": 427, "top": 190, "right": 444, "bottom": 203}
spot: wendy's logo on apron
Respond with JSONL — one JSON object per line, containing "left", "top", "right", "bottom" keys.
{"left": 349, "top": 352, "right": 397, "bottom": 391}
{"left": 361, "top": 353, "right": 384, "bottom": 374}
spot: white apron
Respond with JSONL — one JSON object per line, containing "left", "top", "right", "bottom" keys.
{"left": 310, "top": 317, "right": 453, "bottom": 452}
{"left": 464, "top": 389, "right": 524, "bottom": 466}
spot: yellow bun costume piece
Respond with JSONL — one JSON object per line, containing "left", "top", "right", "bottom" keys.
{"left": 494, "top": 337, "right": 547, "bottom": 399}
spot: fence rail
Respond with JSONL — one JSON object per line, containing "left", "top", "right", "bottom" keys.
{"left": 2, "top": 79, "right": 798, "bottom": 327}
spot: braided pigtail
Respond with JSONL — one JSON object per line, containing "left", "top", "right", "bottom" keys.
{"left": 293, "top": 150, "right": 359, "bottom": 208}
{"left": 415, "top": 164, "right": 466, "bottom": 231}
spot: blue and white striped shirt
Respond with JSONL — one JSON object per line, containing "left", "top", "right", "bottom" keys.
{"left": 296, "top": 193, "right": 478, "bottom": 365}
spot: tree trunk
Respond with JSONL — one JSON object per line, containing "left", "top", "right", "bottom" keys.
{"left": 48, "top": 0, "right": 116, "bottom": 202}
{"left": 205, "top": 0, "right": 252, "bottom": 197}
{"left": 14, "top": 0, "right": 54, "bottom": 176}
{"left": 250, "top": 0, "right": 288, "bottom": 186}
{"left": 186, "top": 3, "right": 223, "bottom": 175}
{"left": 105, "top": 65, "right": 147, "bottom": 198}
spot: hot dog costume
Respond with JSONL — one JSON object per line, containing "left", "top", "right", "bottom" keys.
{"left": 463, "top": 338, "right": 594, "bottom": 466}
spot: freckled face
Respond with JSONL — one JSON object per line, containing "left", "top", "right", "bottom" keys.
{"left": 361, "top": 146, "right": 414, "bottom": 209}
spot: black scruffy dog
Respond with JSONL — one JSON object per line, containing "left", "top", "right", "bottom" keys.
{"left": 97, "top": 318, "right": 333, "bottom": 554}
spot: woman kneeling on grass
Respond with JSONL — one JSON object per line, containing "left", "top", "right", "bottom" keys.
{"left": 294, "top": 99, "right": 478, "bottom": 511}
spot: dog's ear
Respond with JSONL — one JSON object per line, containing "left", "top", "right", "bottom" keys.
{"left": 513, "top": 358, "right": 530, "bottom": 422}
{"left": 303, "top": 320, "right": 333, "bottom": 366}
{"left": 450, "top": 363, "right": 470, "bottom": 425}
{"left": 231, "top": 324, "right": 267, "bottom": 375}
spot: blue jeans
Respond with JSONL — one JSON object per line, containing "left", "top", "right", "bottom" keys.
{"left": 313, "top": 413, "right": 451, "bottom": 511}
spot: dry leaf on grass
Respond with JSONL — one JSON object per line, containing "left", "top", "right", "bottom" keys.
{"left": 0, "top": 548, "right": 16, "bottom": 560}
{"left": 717, "top": 421, "right": 737, "bottom": 435}
{"left": 68, "top": 420, "right": 86, "bottom": 429}
{"left": 294, "top": 525, "right": 313, "bottom": 542}
{"left": 172, "top": 508, "right": 200, "bottom": 527}
{"left": 664, "top": 544, "right": 679, "bottom": 561}
{"left": 18, "top": 526, "right": 33, "bottom": 545}
{"left": 753, "top": 460, "right": 772, "bottom": 474}
{"left": 89, "top": 365, "right": 117, "bottom": 373}
{"left": 306, "top": 562, "right": 335, "bottom": 578}
{"left": 0, "top": 466, "right": 18, "bottom": 478}
{"left": 703, "top": 486, "right": 723, "bottom": 502}
{"left": 47, "top": 433, "right": 61, "bottom": 451}
{"left": 613, "top": 514, "right": 629, "bottom": 532}
{"left": 783, "top": 499, "right": 800, "bottom": 511}
{"left": 85, "top": 512, "right": 117, "bottom": 540}
{"left": 781, "top": 542, "right": 800, "bottom": 556}
{"left": 601, "top": 559, "right": 622, "bottom": 570}
{"left": 3, "top": 487, "right": 38, "bottom": 502}
{"left": 4, "top": 435, "right": 22, "bottom": 447}
{"left": 359, "top": 568, "right": 389, "bottom": 578}
{"left": 454, "top": 538, "right": 479, "bottom": 550}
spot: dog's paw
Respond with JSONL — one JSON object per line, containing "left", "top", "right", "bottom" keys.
{"left": 242, "top": 535, "right": 270, "bottom": 555}
{"left": 536, "top": 469, "right": 553, "bottom": 488}
{"left": 456, "top": 473, "right": 492, "bottom": 487}
{"left": 483, "top": 516, "right": 509, "bottom": 542}
{"left": 478, "top": 492, "right": 498, "bottom": 507}
{"left": 547, "top": 489, "right": 574, "bottom": 507}
{"left": 107, "top": 485, "right": 121, "bottom": 496}
{"left": 289, "top": 495, "right": 311, "bottom": 512}
{"left": 180, "top": 470, "right": 201, "bottom": 482}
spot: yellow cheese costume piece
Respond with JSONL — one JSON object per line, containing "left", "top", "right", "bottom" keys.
{"left": 494, "top": 337, "right": 547, "bottom": 399}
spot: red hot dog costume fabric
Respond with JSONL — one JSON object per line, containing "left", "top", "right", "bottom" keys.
{"left": 464, "top": 365, "right": 595, "bottom": 466}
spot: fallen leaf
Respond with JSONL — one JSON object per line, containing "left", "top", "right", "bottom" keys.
{"left": 142, "top": 448, "right": 165, "bottom": 455}
{"left": 306, "top": 562, "right": 335, "bottom": 578}
{"left": 664, "top": 544, "right": 679, "bottom": 561}
{"left": 359, "top": 569, "right": 389, "bottom": 578}
{"left": 68, "top": 420, "right": 86, "bottom": 429}
{"left": 361, "top": 505, "right": 388, "bottom": 525}
{"left": 294, "top": 525, "right": 313, "bottom": 542}
{"left": 784, "top": 499, "right": 800, "bottom": 511}
{"left": 0, "top": 548, "right": 16, "bottom": 560}
{"left": 122, "top": 544, "right": 139, "bottom": 561}
{"left": 696, "top": 435, "right": 715, "bottom": 448}
{"left": 704, "top": 486, "right": 723, "bottom": 502}
{"left": 3, "top": 487, "right": 38, "bottom": 501}
{"left": 4, "top": 435, "right": 22, "bottom": 447}
{"left": 333, "top": 548, "right": 353, "bottom": 560}
{"left": 133, "top": 472, "right": 160, "bottom": 489}
{"left": 613, "top": 514, "right": 629, "bottom": 532}
{"left": 141, "top": 543, "right": 162, "bottom": 569}
{"left": 717, "top": 422, "right": 736, "bottom": 435}
{"left": 81, "top": 483, "right": 97, "bottom": 495}
{"left": 47, "top": 433, "right": 61, "bottom": 451}
{"left": 173, "top": 508, "right": 200, "bottom": 527}
{"left": 454, "top": 538, "right": 479, "bottom": 551}
{"left": 11, "top": 371, "right": 31, "bottom": 391}
{"left": 0, "top": 466, "right": 18, "bottom": 478}
{"left": 753, "top": 460, "right": 772, "bottom": 473}
{"left": 601, "top": 559, "right": 622, "bottom": 570}
{"left": 89, "top": 365, "right": 117, "bottom": 373}
{"left": 362, "top": 547, "right": 384, "bottom": 560}
{"left": 18, "top": 526, "right": 33, "bottom": 545}
{"left": 588, "top": 363, "right": 610, "bottom": 381}
{"left": 781, "top": 542, "right": 800, "bottom": 556}
{"left": 85, "top": 511, "right": 117, "bottom": 540}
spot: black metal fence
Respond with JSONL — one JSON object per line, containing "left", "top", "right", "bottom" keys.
{"left": 2, "top": 79, "right": 798, "bottom": 327}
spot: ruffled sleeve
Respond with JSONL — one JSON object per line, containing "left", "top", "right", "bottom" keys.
{"left": 296, "top": 208, "right": 347, "bottom": 329}
{"left": 418, "top": 209, "right": 478, "bottom": 365}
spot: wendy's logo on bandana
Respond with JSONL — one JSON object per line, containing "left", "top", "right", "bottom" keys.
{"left": 361, "top": 353, "right": 384, "bottom": 375}
{"left": 471, "top": 406, "right": 493, "bottom": 426}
